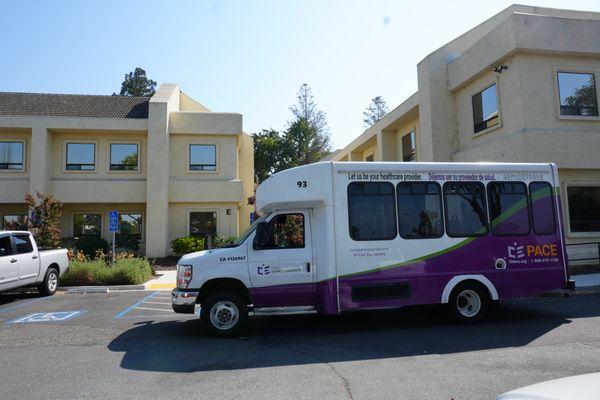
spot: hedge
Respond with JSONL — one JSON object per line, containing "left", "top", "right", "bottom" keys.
{"left": 60, "top": 258, "right": 154, "bottom": 286}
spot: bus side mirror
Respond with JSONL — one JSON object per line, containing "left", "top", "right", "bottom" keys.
{"left": 254, "top": 222, "right": 270, "bottom": 248}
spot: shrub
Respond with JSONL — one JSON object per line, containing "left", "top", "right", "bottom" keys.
{"left": 72, "top": 237, "right": 109, "bottom": 258}
{"left": 170, "top": 236, "right": 205, "bottom": 255}
{"left": 61, "top": 258, "right": 153, "bottom": 286}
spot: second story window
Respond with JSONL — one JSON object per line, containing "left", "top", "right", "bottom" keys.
{"left": 0, "top": 141, "right": 24, "bottom": 171}
{"left": 472, "top": 83, "right": 499, "bottom": 134}
{"left": 66, "top": 143, "right": 96, "bottom": 171}
{"left": 110, "top": 144, "right": 139, "bottom": 171}
{"left": 557, "top": 72, "right": 598, "bottom": 116}
{"left": 189, "top": 144, "right": 217, "bottom": 171}
{"left": 402, "top": 130, "right": 416, "bottom": 162}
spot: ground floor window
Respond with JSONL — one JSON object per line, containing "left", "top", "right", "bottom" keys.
{"left": 567, "top": 186, "right": 600, "bottom": 232}
{"left": 189, "top": 211, "right": 217, "bottom": 236}
{"left": 1, "top": 214, "right": 28, "bottom": 230}
{"left": 73, "top": 214, "right": 102, "bottom": 237}
{"left": 117, "top": 213, "right": 143, "bottom": 238}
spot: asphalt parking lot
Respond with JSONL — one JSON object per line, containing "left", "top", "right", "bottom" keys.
{"left": 0, "top": 290, "right": 599, "bottom": 400}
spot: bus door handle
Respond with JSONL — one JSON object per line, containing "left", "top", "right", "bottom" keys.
{"left": 306, "top": 262, "right": 311, "bottom": 273}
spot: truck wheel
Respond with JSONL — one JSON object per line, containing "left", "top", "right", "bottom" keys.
{"left": 38, "top": 268, "right": 59, "bottom": 296}
{"left": 447, "top": 281, "right": 489, "bottom": 324}
{"left": 201, "top": 291, "right": 248, "bottom": 338}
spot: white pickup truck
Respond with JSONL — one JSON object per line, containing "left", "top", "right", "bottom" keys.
{"left": 0, "top": 231, "right": 69, "bottom": 295}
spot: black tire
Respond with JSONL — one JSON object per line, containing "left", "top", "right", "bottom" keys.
{"left": 38, "top": 268, "right": 59, "bottom": 296}
{"left": 447, "top": 281, "right": 490, "bottom": 324}
{"left": 200, "top": 291, "right": 248, "bottom": 338}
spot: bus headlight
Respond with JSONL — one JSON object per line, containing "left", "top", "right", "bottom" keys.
{"left": 177, "top": 265, "right": 193, "bottom": 289}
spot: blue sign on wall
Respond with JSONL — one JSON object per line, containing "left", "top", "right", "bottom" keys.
{"left": 109, "top": 210, "right": 119, "bottom": 232}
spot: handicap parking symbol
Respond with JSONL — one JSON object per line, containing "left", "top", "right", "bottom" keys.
{"left": 7, "top": 311, "right": 84, "bottom": 324}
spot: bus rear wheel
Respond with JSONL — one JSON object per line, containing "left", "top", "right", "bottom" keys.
{"left": 447, "top": 282, "right": 490, "bottom": 324}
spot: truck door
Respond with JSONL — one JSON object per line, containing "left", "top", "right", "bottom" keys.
{"left": 12, "top": 233, "right": 39, "bottom": 284}
{"left": 0, "top": 234, "right": 18, "bottom": 290}
{"left": 248, "top": 211, "right": 316, "bottom": 307}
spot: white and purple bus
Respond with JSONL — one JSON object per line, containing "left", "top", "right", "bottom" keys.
{"left": 172, "top": 162, "right": 571, "bottom": 337}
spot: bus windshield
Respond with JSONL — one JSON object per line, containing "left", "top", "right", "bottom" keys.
{"left": 230, "top": 213, "right": 270, "bottom": 246}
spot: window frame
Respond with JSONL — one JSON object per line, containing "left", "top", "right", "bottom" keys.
{"left": 401, "top": 130, "right": 416, "bottom": 162}
{"left": 253, "top": 212, "right": 306, "bottom": 250}
{"left": 564, "top": 182, "right": 600, "bottom": 237}
{"left": 64, "top": 141, "right": 97, "bottom": 173}
{"left": 187, "top": 210, "right": 218, "bottom": 237}
{"left": 487, "top": 181, "right": 531, "bottom": 237}
{"left": 554, "top": 67, "right": 600, "bottom": 121}
{"left": 0, "top": 139, "right": 26, "bottom": 172}
{"left": 1, "top": 214, "right": 28, "bottom": 230}
{"left": 108, "top": 142, "right": 140, "bottom": 173}
{"left": 396, "top": 181, "right": 444, "bottom": 239}
{"left": 347, "top": 181, "right": 398, "bottom": 241}
{"left": 529, "top": 181, "right": 557, "bottom": 236}
{"left": 72, "top": 213, "right": 102, "bottom": 238}
{"left": 116, "top": 212, "right": 144, "bottom": 240}
{"left": 443, "top": 181, "right": 489, "bottom": 238}
{"left": 188, "top": 143, "right": 218, "bottom": 173}
{"left": 471, "top": 81, "right": 502, "bottom": 136}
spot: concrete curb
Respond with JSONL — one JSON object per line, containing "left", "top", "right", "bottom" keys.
{"left": 539, "top": 286, "right": 600, "bottom": 297}
{"left": 58, "top": 285, "right": 146, "bottom": 293}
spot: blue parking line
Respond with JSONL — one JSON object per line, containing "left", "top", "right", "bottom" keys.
{"left": 113, "top": 291, "right": 160, "bottom": 319}
{"left": 0, "top": 296, "right": 52, "bottom": 315}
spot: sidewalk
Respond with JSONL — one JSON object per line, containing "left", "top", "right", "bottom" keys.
{"left": 573, "top": 273, "right": 600, "bottom": 289}
{"left": 145, "top": 270, "right": 176, "bottom": 291}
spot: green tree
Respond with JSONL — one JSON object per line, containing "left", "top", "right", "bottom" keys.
{"left": 252, "top": 84, "right": 331, "bottom": 183}
{"left": 117, "top": 67, "right": 157, "bottom": 97}
{"left": 283, "top": 117, "right": 330, "bottom": 166}
{"left": 252, "top": 129, "right": 288, "bottom": 183}
{"left": 24, "top": 192, "right": 63, "bottom": 249}
{"left": 363, "top": 96, "right": 389, "bottom": 128}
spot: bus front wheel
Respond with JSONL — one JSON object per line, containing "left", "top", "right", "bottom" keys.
{"left": 447, "top": 281, "right": 490, "bottom": 323}
{"left": 201, "top": 291, "right": 248, "bottom": 338}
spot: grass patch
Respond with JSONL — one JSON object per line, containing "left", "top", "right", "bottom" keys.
{"left": 61, "top": 258, "right": 154, "bottom": 286}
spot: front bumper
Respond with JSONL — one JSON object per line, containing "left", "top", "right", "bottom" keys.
{"left": 171, "top": 289, "right": 199, "bottom": 314}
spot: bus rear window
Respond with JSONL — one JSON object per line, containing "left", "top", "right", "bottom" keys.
{"left": 488, "top": 182, "right": 530, "bottom": 236}
{"left": 348, "top": 182, "right": 397, "bottom": 241}
{"left": 443, "top": 182, "right": 488, "bottom": 237}
{"left": 530, "top": 182, "right": 556, "bottom": 235}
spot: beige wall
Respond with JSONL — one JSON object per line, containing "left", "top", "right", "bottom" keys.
{"left": 169, "top": 202, "right": 239, "bottom": 242}
{"left": 0, "top": 84, "right": 254, "bottom": 257}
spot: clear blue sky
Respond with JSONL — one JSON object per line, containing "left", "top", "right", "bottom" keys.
{"left": 1, "top": 0, "right": 599, "bottom": 149}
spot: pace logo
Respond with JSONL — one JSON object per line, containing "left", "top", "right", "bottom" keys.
{"left": 507, "top": 242, "right": 525, "bottom": 259}
{"left": 257, "top": 264, "right": 270, "bottom": 275}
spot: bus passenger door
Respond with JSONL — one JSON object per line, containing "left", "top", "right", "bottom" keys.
{"left": 248, "top": 211, "right": 316, "bottom": 307}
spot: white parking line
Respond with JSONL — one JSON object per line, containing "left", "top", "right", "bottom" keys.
{"left": 144, "top": 301, "right": 172, "bottom": 305}
{"left": 133, "top": 306, "right": 174, "bottom": 312}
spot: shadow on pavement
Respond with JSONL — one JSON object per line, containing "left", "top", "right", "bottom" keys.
{"left": 0, "top": 289, "right": 43, "bottom": 306}
{"left": 108, "top": 294, "right": 600, "bottom": 373}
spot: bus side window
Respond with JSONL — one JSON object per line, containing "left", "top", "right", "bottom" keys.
{"left": 348, "top": 182, "right": 397, "bottom": 241}
{"left": 443, "top": 182, "right": 488, "bottom": 237}
{"left": 397, "top": 182, "right": 444, "bottom": 239}
{"left": 488, "top": 182, "right": 530, "bottom": 236}
{"left": 529, "top": 182, "right": 557, "bottom": 235}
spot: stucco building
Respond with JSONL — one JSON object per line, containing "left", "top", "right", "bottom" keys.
{"left": 0, "top": 84, "right": 254, "bottom": 257}
{"left": 331, "top": 4, "right": 600, "bottom": 246}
